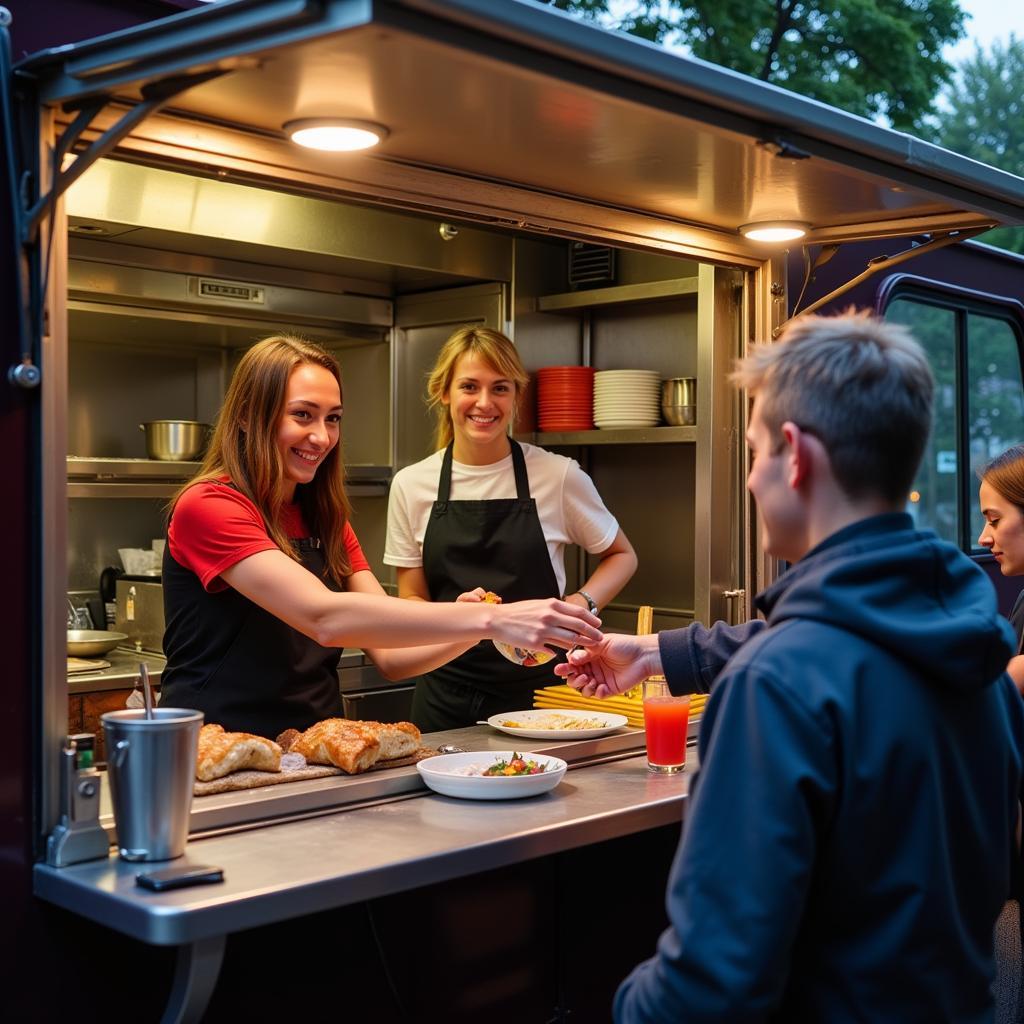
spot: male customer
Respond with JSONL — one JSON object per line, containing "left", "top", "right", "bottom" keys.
{"left": 558, "top": 311, "right": 1024, "bottom": 1023}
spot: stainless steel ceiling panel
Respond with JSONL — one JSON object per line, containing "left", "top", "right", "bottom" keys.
{"left": 21, "top": 0, "right": 1024, "bottom": 242}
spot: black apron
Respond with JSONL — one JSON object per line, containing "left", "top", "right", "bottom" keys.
{"left": 159, "top": 505, "right": 344, "bottom": 738}
{"left": 412, "top": 440, "right": 562, "bottom": 731}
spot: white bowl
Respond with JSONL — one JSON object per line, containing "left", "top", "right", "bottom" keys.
{"left": 417, "top": 751, "right": 568, "bottom": 800}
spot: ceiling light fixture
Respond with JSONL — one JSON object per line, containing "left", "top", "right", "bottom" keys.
{"left": 283, "top": 119, "right": 388, "bottom": 152}
{"left": 739, "top": 221, "right": 810, "bottom": 243}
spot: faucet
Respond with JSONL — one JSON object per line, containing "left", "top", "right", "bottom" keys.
{"left": 67, "top": 597, "right": 92, "bottom": 630}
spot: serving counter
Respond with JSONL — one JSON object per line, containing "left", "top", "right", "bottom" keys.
{"left": 34, "top": 725, "right": 697, "bottom": 1022}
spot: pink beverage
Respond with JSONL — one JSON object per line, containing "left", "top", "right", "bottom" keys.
{"left": 643, "top": 693, "right": 689, "bottom": 773}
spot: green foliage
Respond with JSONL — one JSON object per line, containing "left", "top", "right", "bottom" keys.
{"left": 540, "top": 0, "right": 966, "bottom": 132}
{"left": 929, "top": 35, "right": 1024, "bottom": 254}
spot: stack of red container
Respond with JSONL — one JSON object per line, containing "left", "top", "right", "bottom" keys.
{"left": 535, "top": 366, "right": 596, "bottom": 432}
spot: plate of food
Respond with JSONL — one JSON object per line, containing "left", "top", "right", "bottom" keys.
{"left": 484, "top": 709, "right": 629, "bottom": 740}
{"left": 416, "top": 750, "right": 567, "bottom": 800}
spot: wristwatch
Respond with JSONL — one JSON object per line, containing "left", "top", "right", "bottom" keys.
{"left": 575, "top": 589, "right": 598, "bottom": 614}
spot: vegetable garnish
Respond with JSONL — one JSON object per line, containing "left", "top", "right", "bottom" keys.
{"left": 482, "top": 752, "right": 549, "bottom": 776}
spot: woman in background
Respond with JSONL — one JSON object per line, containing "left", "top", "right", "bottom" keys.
{"left": 977, "top": 443, "right": 1024, "bottom": 1024}
{"left": 158, "top": 334, "right": 601, "bottom": 738}
{"left": 385, "top": 326, "right": 636, "bottom": 731}
{"left": 978, "top": 443, "right": 1024, "bottom": 694}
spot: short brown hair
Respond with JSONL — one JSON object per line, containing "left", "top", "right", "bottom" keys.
{"left": 426, "top": 326, "right": 530, "bottom": 450}
{"left": 732, "top": 309, "right": 934, "bottom": 504}
{"left": 981, "top": 445, "right": 1024, "bottom": 512}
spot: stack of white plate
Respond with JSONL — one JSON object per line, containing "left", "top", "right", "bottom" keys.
{"left": 593, "top": 370, "right": 662, "bottom": 429}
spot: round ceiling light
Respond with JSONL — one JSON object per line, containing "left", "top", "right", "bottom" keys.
{"left": 284, "top": 119, "right": 388, "bottom": 152}
{"left": 739, "top": 221, "right": 810, "bottom": 243}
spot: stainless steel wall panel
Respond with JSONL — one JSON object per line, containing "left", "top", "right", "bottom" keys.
{"left": 394, "top": 283, "right": 505, "bottom": 468}
{"left": 68, "top": 341, "right": 223, "bottom": 459}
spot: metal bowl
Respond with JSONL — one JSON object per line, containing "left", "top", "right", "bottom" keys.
{"left": 139, "top": 420, "right": 211, "bottom": 461}
{"left": 661, "top": 403, "right": 696, "bottom": 426}
{"left": 68, "top": 629, "right": 129, "bottom": 657}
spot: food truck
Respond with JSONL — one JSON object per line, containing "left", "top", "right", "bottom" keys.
{"left": 2, "top": 0, "right": 1023, "bottom": 1018}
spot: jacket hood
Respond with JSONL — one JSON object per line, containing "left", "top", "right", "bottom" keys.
{"left": 756, "top": 514, "right": 1015, "bottom": 693}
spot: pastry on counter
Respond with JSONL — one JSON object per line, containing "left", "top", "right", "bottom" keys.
{"left": 196, "top": 723, "right": 282, "bottom": 781}
{"left": 289, "top": 718, "right": 381, "bottom": 774}
{"left": 354, "top": 720, "right": 421, "bottom": 760}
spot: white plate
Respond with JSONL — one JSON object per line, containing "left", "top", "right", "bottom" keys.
{"left": 593, "top": 370, "right": 661, "bottom": 379}
{"left": 485, "top": 709, "right": 629, "bottom": 739}
{"left": 417, "top": 750, "right": 568, "bottom": 800}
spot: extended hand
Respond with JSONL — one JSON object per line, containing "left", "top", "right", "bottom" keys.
{"left": 489, "top": 598, "right": 601, "bottom": 652}
{"left": 455, "top": 587, "right": 493, "bottom": 603}
{"left": 553, "top": 634, "right": 659, "bottom": 698}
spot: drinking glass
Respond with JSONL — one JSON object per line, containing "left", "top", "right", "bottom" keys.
{"left": 642, "top": 678, "right": 689, "bottom": 774}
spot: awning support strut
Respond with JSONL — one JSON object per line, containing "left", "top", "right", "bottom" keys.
{"left": 776, "top": 225, "right": 997, "bottom": 336}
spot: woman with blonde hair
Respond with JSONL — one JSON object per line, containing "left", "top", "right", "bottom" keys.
{"left": 385, "top": 326, "right": 636, "bottom": 730}
{"left": 158, "top": 334, "right": 601, "bottom": 737}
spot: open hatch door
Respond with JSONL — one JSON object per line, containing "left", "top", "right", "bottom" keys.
{"left": 10, "top": 0, "right": 1023, "bottom": 266}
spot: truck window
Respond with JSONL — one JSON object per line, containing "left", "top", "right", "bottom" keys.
{"left": 885, "top": 291, "right": 1024, "bottom": 551}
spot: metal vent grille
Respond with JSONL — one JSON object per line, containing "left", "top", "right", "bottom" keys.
{"left": 568, "top": 243, "right": 616, "bottom": 290}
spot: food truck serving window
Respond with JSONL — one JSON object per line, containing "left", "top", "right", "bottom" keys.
{"left": 882, "top": 281, "right": 1024, "bottom": 552}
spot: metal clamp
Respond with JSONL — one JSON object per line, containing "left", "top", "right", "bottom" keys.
{"left": 45, "top": 738, "right": 110, "bottom": 867}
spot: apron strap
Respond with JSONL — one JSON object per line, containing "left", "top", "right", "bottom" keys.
{"left": 509, "top": 439, "right": 530, "bottom": 501}
{"left": 438, "top": 443, "right": 455, "bottom": 504}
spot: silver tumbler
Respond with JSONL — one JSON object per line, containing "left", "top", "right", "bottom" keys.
{"left": 101, "top": 708, "right": 203, "bottom": 861}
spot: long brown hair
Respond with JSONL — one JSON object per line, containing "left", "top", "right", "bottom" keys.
{"left": 174, "top": 335, "right": 353, "bottom": 581}
{"left": 981, "top": 445, "right": 1024, "bottom": 512}
{"left": 426, "top": 326, "right": 530, "bottom": 450}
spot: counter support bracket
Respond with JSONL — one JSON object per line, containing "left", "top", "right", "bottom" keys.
{"left": 161, "top": 934, "right": 226, "bottom": 1024}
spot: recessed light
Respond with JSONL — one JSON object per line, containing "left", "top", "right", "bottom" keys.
{"left": 283, "top": 119, "right": 388, "bottom": 152}
{"left": 739, "top": 221, "right": 810, "bottom": 243}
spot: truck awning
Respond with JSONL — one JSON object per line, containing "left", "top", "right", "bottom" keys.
{"left": 15, "top": 0, "right": 1024, "bottom": 251}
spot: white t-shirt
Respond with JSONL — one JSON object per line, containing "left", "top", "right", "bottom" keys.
{"left": 384, "top": 442, "right": 619, "bottom": 598}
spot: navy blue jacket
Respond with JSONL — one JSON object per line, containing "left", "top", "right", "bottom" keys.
{"left": 616, "top": 514, "right": 1024, "bottom": 1024}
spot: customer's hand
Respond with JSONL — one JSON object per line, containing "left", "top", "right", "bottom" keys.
{"left": 554, "top": 633, "right": 662, "bottom": 698}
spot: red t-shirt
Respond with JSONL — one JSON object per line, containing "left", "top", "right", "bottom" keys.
{"left": 168, "top": 480, "right": 370, "bottom": 592}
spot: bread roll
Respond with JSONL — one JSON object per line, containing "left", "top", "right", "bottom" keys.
{"left": 355, "top": 720, "right": 421, "bottom": 761}
{"left": 196, "top": 723, "right": 282, "bottom": 781}
{"left": 290, "top": 718, "right": 381, "bottom": 774}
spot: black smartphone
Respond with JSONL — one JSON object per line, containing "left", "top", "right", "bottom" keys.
{"left": 135, "top": 864, "right": 225, "bottom": 891}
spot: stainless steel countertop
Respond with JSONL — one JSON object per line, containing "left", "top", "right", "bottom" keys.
{"left": 34, "top": 728, "right": 695, "bottom": 946}
{"left": 67, "top": 648, "right": 166, "bottom": 694}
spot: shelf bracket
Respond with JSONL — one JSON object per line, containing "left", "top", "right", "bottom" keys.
{"left": 23, "top": 68, "right": 228, "bottom": 246}
{"left": 774, "top": 224, "right": 997, "bottom": 337}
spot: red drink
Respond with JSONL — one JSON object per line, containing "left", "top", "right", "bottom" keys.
{"left": 643, "top": 695, "right": 689, "bottom": 773}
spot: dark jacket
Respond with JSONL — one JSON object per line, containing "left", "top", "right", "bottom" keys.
{"left": 616, "top": 514, "right": 1024, "bottom": 1024}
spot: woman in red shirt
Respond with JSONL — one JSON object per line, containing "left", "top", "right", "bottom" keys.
{"left": 158, "top": 335, "right": 600, "bottom": 737}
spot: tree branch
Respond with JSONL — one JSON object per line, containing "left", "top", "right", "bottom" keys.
{"left": 760, "top": 0, "right": 794, "bottom": 80}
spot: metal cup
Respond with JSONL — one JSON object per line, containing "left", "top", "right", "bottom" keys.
{"left": 661, "top": 377, "right": 696, "bottom": 426}
{"left": 100, "top": 708, "right": 203, "bottom": 861}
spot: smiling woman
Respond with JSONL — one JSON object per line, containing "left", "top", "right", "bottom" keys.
{"left": 156, "top": 334, "right": 602, "bottom": 738}
{"left": 384, "top": 326, "right": 638, "bottom": 731}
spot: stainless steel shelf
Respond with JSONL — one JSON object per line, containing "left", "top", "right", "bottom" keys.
{"left": 516, "top": 426, "right": 696, "bottom": 446}
{"left": 66, "top": 458, "right": 392, "bottom": 497}
{"left": 537, "top": 277, "right": 699, "bottom": 313}
{"left": 67, "top": 456, "right": 201, "bottom": 480}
